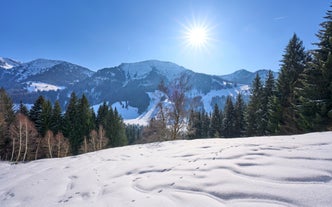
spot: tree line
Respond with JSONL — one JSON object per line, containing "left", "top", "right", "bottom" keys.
{"left": 0, "top": 91, "right": 127, "bottom": 161}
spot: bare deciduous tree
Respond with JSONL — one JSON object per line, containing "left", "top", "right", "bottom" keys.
{"left": 10, "top": 113, "right": 38, "bottom": 162}
{"left": 54, "top": 132, "right": 70, "bottom": 157}
{"left": 158, "top": 73, "right": 191, "bottom": 140}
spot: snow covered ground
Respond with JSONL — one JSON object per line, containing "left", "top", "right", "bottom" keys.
{"left": 1, "top": 132, "right": 332, "bottom": 207}
{"left": 26, "top": 81, "right": 65, "bottom": 92}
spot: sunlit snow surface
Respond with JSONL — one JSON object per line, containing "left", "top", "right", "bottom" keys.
{"left": 1, "top": 132, "right": 332, "bottom": 207}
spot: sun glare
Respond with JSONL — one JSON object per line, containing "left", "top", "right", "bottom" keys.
{"left": 181, "top": 18, "right": 214, "bottom": 51}
{"left": 186, "top": 26, "right": 208, "bottom": 48}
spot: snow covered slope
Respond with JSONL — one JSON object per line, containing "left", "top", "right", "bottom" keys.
{"left": 1, "top": 132, "right": 332, "bottom": 207}
{"left": 0, "top": 57, "right": 21, "bottom": 69}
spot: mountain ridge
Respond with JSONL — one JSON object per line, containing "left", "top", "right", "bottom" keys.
{"left": 0, "top": 57, "right": 276, "bottom": 123}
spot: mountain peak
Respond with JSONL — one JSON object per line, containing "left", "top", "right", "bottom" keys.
{"left": 220, "top": 68, "right": 278, "bottom": 85}
{"left": 0, "top": 57, "right": 21, "bottom": 69}
{"left": 119, "top": 59, "right": 187, "bottom": 80}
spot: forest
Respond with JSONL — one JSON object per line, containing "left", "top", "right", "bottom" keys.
{"left": 0, "top": 5, "right": 331, "bottom": 162}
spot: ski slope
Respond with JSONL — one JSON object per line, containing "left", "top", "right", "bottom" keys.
{"left": 1, "top": 132, "right": 332, "bottom": 207}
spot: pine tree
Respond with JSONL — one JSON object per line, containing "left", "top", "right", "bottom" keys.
{"left": 234, "top": 93, "right": 246, "bottom": 137}
{"left": 18, "top": 101, "right": 29, "bottom": 116}
{"left": 29, "top": 95, "right": 45, "bottom": 135}
{"left": 276, "top": 34, "right": 308, "bottom": 134}
{"left": 50, "top": 100, "right": 63, "bottom": 135}
{"left": 297, "top": 5, "right": 332, "bottom": 130}
{"left": 96, "top": 102, "right": 109, "bottom": 129}
{"left": 0, "top": 88, "right": 15, "bottom": 160}
{"left": 63, "top": 92, "right": 80, "bottom": 155}
{"left": 261, "top": 71, "right": 275, "bottom": 135}
{"left": 187, "top": 109, "right": 199, "bottom": 139}
{"left": 40, "top": 100, "right": 52, "bottom": 137}
{"left": 246, "top": 74, "right": 263, "bottom": 136}
{"left": 106, "top": 107, "right": 127, "bottom": 147}
{"left": 222, "top": 96, "right": 236, "bottom": 138}
{"left": 210, "top": 104, "right": 222, "bottom": 137}
{"left": 202, "top": 111, "right": 211, "bottom": 138}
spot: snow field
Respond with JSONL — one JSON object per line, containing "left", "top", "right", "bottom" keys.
{"left": 0, "top": 132, "right": 332, "bottom": 207}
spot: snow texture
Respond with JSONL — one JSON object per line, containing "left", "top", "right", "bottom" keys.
{"left": 26, "top": 82, "right": 65, "bottom": 92}
{"left": 1, "top": 132, "right": 332, "bottom": 207}
{"left": 112, "top": 102, "right": 140, "bottom": 120}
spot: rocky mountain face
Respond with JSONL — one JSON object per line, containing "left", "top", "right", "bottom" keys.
{"left": 0, "top": 57, "right": 277, "bottom": 122}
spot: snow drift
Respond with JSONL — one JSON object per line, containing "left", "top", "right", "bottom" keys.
{"left": 1, "top": 132, "right": 332, "bottom": 207}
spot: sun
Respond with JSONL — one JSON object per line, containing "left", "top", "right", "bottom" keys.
{"left": 181, "top": 18, "right": 214, "bottom": 51}
{"left": 186, "top": 26, "right": 208, "bottom": 48}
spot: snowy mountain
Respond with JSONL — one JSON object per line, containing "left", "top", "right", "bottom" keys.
{"left": 220, "top": 69, "right": 279, "bottom": 85}
{"left": 1, "top": 131, "right": 331, "bottom": 207}
{"left": 67, "top": 60, "right": 250, "bottom": 123}
{"left": 0, "top": 57, "right": 275, "bottom": 123}
{"left": 0, "top": 58, "right": 94, "bottom": 103}
{"left": 0, "top": 57, "right": 21, "bottom": 69}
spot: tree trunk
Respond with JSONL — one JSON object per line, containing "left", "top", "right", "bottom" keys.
{"left": 84, "top": 136, "right": 87, "bottom": 153}
{"left": 10, "top": 136, "right": 15, "bottom": 162}
{"left": 16, "top": 121, "right": 23, "bottom": 162}
{"left": 47, "top": 131, "right": 53, "bottom": 158}
{"left": 35, "top": 138, "right": 41, "bottom": 160}
{"left": 57, "top": 134, "right": 61, "bottom": 158}
{"left": 23, "top": 119, "right": 28, "bottom": 162}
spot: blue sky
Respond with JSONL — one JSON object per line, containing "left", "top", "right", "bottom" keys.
{"left": 0, "top": 0, "right": 330, "bottom": 75}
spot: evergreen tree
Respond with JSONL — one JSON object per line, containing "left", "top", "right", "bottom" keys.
{"left": 261, "top": 71, "right": 275, "bottom": 135}
{"left": 267, "top": 94, "right": 282, "bottom": 134}
{"left": 96, "top": 102, "right": 109, "bottom": 129}
{"left": 297, "top": 5, "right": 332, "bottom": 130}
{"left": 0, "top": 88, "right": 15, "bottom": 160}
{"left": 187, "top": 109, "right": 200, "bottom": 139}
{"left": 234, "top": 93, "right": 246, "bottom": 137}
{"left": 63, "top": 92, "right": 80, "bottom": 155}
{"left": 18, "top": 101, "right": 29, "bottom": 116}
{"left": 40, "top": 100, "right": 52, "bottom": 137}
{"left": 106, "top": 107, "right": 127, "bottom": 147}
{"left": 210, "top": 104, "right": 222, "bottom": 137}
{"left": 276, "top": 34, "right": 308, "bottom": 134}
{"left": 50, "top": 100, "right": 63, "bottom": 135}
{"left": 202, "top": 111, "right": 211, "bottom": 138}
{"left": 29, "top": 96, "right": 45, "bottom": 135}
{"left": 246, "top": 74, "right": 263, "bottom": 136}
{"left": 222, "top": 96, "right": 236, "bottom": 138}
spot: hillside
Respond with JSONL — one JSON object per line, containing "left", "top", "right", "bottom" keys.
{"left": 1, "top": 132, "right": 331, "bottom": 207}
